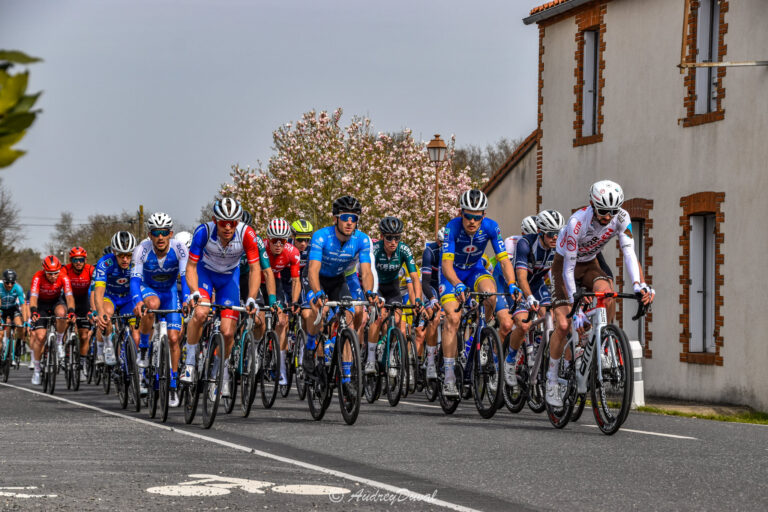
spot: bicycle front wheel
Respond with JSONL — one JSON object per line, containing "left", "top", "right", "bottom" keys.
{"left": 590, "top": 324, "right": 633, "bottom": 435}
{"left": 294, "top": 329, "right": 307, "bottom": 400}
{"left": 473, "top": 326, "right": 504, "bottom": 419}
{"left": 47, "top": 339, "right": 57, "bottom": 395}
{"left": 202, "top": 334, "right": 224, "bottom": 429}
{"left": 158, "top": 337, "right": 171, "bottom": 423}
{"left": 260, "top": 331, "right": 279, "bottom": 409}
{"left": 240, "top": 332, "right": 257, "bottom": 418}
{"left": 124, "top": 338, "right": 141, "bottom": 413}
{"left": 385, "top": 328, "right": 405, "bottom": 407}
{"left": 336, "top": 327, "right": 362, "bottom": 425}
{"left": 544, "top": 351, "right": 576, "bottom": 429}
{"left": 404, "top": 336, "right": 418, "bottom": 397}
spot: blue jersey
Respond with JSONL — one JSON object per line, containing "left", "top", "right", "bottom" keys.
{"left": 308, "top": 226, "right": 372, "bottom": 278}
{"left": 130, "top": 238, "right": 190, "bottom": 303}
{"left": 421, "top": 241, "right": 441, "bottom": 292}
{"left": 93, "top": 254, "right": 132, "bottom": 298}
{"left": 0, "top": 283, "right": 25, "bottom": 309}
{"left": 514, "top": 234, "right": 555, "bottom": 284}
{"left": 442, "top": 216, "right": 508, "bottom": 270}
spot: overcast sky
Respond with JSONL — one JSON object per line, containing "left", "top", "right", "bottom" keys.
{"left": 0, "top": 0, "right": 538, "bottom": 252}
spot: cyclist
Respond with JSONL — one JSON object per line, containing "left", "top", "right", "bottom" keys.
{"left": 131, "top": 212, "right": 188, "bottom": 407}
{"left": 502, "top": 209, "right": 564, "bottom": 390}
{"left": 284, "top": 219, "right": 313, "bottom": 307}
{"left": 440, "top": 189, "right": 520, "bottom": 397}
{"left": 62, "top": 246, "right": 95, "bottom": 380}
{"left": 237, "top": 210, "right": 273, "bottom": 341}
{"left": 365, "top": 216, "right": 422, "bottom": 375}
{"left": 94, "top": 232, "right": 139, "bottom": 366}
{"left": 29, "top": 256, "right": 76, "bottom": 385}
{"left": 302, "top": 195, "right": 377, "bottom": 382}
{"left": 1, "top": 269, "right": 28, "bottom": 366}
{"left": 419, "top": 227, "right": 444, "bottom": 379}
{"left": 547, "top": 180, "right": 654, "bottom": 406}
{"left": 184, "top": 198, "right": 263, "bottom": 399}
{"left": 263, "top": 218, "right": 302, "bottom": 386}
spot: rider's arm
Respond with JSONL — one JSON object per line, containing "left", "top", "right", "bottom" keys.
{"left": 514, "top": 237, "right": 534, "bottom": 297}
{"left": 184, "top": 259, "right": 199, "bottom": 295}
{"left": 130, "top": 243, "right": 145, "bottom": 306}
{"left": 243, "top": 227, "right": 265, "bottom": 302}
{"left": 93, "top": 284, "right": 107, "bottom": 317}
{"left": 440, "top": 224, "right": 462, "bottom": 287}
{"left": 307, "top": 259, "right": 322, "bottom": 293}
{"left": 176, "top": 240, "right": 191, "bottom": 301}
{"left": 288, "top": 247, "right": 302, "bottom": 304}
{"left": 561, "top": 217, "right": 580, "bottom": 303}
{"left": 420, "top": 246, "right": 435, "bottom": 300}
{"left": 617, "top": 216, "right": 641, "bottom": 287}
{"left": 62, "top": 276, "right": 75, "bottom": 311}
{"left": 185, "top": 224, "right": 208, "bottom": 295}
{"left": 29, "top": 274, "right": 39, "bottom": 311}
{"left": 360, "top": 263, "right": 375, "bottom": 295}
{"left": 489, "top": 220, "right": 515, "bottom": 286}
{"left": 402, "top": 244, "right": 422, "bottom": 301}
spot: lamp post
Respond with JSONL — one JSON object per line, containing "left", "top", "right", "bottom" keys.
{"left": 427, "top": 134, "right": 447, "bottom": 242}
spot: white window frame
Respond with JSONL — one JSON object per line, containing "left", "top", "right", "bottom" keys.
{"left": 695, "top": 0, "right": 720, "bottom": 114}
{"left": 689, "top": 214, "right": 716, "bottom": 353}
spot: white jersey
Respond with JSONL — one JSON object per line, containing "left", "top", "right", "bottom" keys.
{"left": 189, "top": 221, "right": 261, "bottom": 274}
{"left": 504, "top": 235, "right": 521, "bottom": 263}
{"left": 342, "top": 232, "right": 378, "bottom": 292}
{"left": 557, "top": 206, "right": 640, "bottom": 302}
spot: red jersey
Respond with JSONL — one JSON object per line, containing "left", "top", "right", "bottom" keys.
{"left": 264, "top": 241, "right": 301, "bottom": 279}
{"left": 30, "top": 271, "right": 73, "bottom": 302}
{"left": 63, "top": 263, "right": 94, "bottom": 298}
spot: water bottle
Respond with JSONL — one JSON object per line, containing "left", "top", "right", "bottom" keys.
{"left": 103, "top": 337, "right": 116, "bottom": 366}
{"left": 464, "top": 335, "right": 473, "bottom": 358}
{"left": 525, "top": 342, "right": 534, "bottom": 367}
{"left": 324, "top": 335, "right": 336, "bottom": 364}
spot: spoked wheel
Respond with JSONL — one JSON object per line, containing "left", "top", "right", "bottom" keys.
{"left": 424, "top": 374, "right": 438, "bottom": 402}
{"left": 222, "top": 363, "right": 237, "bottom": 415}
{"left": 71, "top": 350, "right": 82, "bottom": 391}
{"left": 101, "top": 363, "right": 111, "bottom": 394}
{"left": 437, "top": 352, "right": 461, "bottom": 415}
{"left": 46, "top": 339, "right": 57, "bottom": 395}
{"left": 336, "top": 327, "right": 362, "bottom": 425}
{"left": 294, "top": 330, "right": 307, "bottom": 401}
{"left": 571, "top": 392, "right": 587, "bottom": 422}
{"left": 1, "top": 346, "right": 9, "bottom": 383}
{"left": 158, "top": 338, "right": 171, "bottom": 423}
{"left": 202, "top": 334, "right": 224, "bottom": 429}
{"left": 306, "top": 340, "right": 331, "bottom": 421}
{"left": 85, "top": 351, "right": 95, "bottom": 385}
{"left": 363, "top": 345, "right": 382, "bottom": 404}
{"left": 147, "top": 343, "right": 159, "bottom": 419}
{"left": 259, "top": 331, "right": 279, "bottom": 409}
{"left": 124, "top": 338, "right": 141, "bottom": 413}
{"left": 404, "top": 336, "right": 418, "bottom": 398}
{"left": 503, "top": 344, "right": 527, "bottom": 414}
{"left": 385, "top": 329, "right": 406, "bottom": 407}
{"left": 590, "top": 324, "right": 633, "bottom": 435}
{"left": 544, "top": 351, "right": 576, "bottom": 429}
{"left": 280, "top": 342, "right": 293, "bottom": 398}
{"left": 526, "top": 355, "right": 547, "bottom": 414}
{"left": 240, "top": 332, "right": 257, "bottom": 418}
{"left": 472, "top": 326, "right": 504, "bottom": 419}
{"left": 41, "top": 349, "right": 49, "bottom": 393}
{"left": 64, "top": 344, "right": 72, "bottom": 391}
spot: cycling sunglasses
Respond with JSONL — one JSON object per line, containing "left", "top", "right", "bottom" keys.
{"left": 216, "top": 220, "right": 239, "bottom": 229}
{"left": 294, "top": 237, "right": 311, "bottom": 243}
{"left": 595, "top": 207, "right": 619, "bottom": 216}
{"left": 542, "top": 231, "right": 559, "bottom": 239}
{"left": 463, "top": 212, "right": 484, "bottom": 222}
{"left": 383, "top": 235, "right": 401, "bottom": 242}
{"left": 337, "top": 213, "right": 358, "bottom": 223}
{"left": 150, "top": 229, "right": 171, "bottom": 237}
{"left": 44, "top": 271, "right": 60, "bottom": 277}
{"left": 70, "top": 257, "right": 86, "bottom": 264}
{"left": 270, "top": 238, "right": 287, "bottom": 245}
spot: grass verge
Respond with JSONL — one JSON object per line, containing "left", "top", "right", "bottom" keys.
{"left": 637, "top": 406, "right": 768, "bottom": 425}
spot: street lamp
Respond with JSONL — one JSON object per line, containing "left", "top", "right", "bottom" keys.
{"left": 427, "top": 134, "right": 447, "bottom": 242}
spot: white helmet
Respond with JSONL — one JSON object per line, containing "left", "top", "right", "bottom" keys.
{"left": 521, "top": 215, "right": 538, "bottom": 235}
{"left": 535, "top": 209, "right": 565, "bottom": 232}
{"left": 146, "top": 211, "right": 173, "bottom": 231}
{"left": 437, "top": 227, "right": 446, "bottom": 243}
{"left": 212, "top": 197, "right": 243, "bottom": 221}
{"left": 589, "top": 180, "right": 624, "bottom": 210}
{"left": 266, "top": 218, "right": 291, "bottom": 239}
{"left": 174, "top": 231, "right": 193, "bottom": 249}
{"left": 459, "top": 189, "right": 488, "bottom": 211}
{"left": 111, "top": 231, "right": 137, "bottom": 254}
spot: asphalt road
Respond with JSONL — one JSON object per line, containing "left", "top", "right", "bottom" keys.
{"left": 1, "top": 368, "right": 767, "bottom": 511}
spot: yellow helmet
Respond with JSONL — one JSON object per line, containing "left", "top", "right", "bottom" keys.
{"left": 291, "top": 219, "right": 313, "bottom": 237}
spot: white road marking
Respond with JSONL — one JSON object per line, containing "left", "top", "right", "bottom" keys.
{"left": 580, "top": 424, "right": 698, "bottom": 440}
{"left": 270, "top": 484, "right": 351, "bottom": 495}
{"left": 397, "top": 400, "right": 442, "bottom": 409}
{"left": 147, "top": 485, "right": 229, "bottom": 497}
{"left": 1, "top": 382, "right": 481, "bottom": 512}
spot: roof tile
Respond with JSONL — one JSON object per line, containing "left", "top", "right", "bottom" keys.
{"left": 530, "top": 0, "right": 571, "bottom": 15}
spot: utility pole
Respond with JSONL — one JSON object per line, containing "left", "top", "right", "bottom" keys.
{"left": 138, "top": 205, "right": 144, "bottom": 238}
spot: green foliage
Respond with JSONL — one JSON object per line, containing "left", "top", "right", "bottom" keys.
{"left": 48, "top": 211, "right": 140, "bottom": 264}
{"left": 637, "top": 406, "right": 768, "bottom": 425}
{"left": 0, "top": 50, "right": 42, "bottom": 168}
{"left": 2, "top": 247, "right": 43, "bottom": 290}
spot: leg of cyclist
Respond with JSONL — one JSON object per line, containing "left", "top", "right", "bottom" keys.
{"left": 30, "top": 314, "right": 48, "bottom": 385}
{"left": 136, "top": 292, "right": 160, "bottom": 368}
{"left": 276, "top": 307, "right": 289, "bottom": 386}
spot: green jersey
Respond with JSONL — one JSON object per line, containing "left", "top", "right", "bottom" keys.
{"left": 373, "top": 240, "right": 417, "bottom": 284}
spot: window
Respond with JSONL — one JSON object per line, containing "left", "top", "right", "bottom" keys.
{"left": 622, "top": 218, "right": 645, "bottom": 344}
{"left": 582, "top": 30, "right": 599, "bottom": 136}
{"left": 695, "top": 0, "right": 720, "bottom": 114}
{"left": 688, "top": 214, "right": 716, "bottom": 352}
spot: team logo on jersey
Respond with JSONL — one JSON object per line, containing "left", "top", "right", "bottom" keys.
{"left": 153, "top": 274, "right": 171, "bottom": 282}
{"left": 104, "top": 259, "right": 113, "bottom": 268}
{"left": 438, "top": 284, "right": 446, "bottom": 294}
{"left": 573, "top": 221, "right": 582, "bottom": 235}
{"left": 462, "top": 245, "right": 479, "bottom": 254}
{"left": 116, "top": 277, "right": 129, "bottom": 285}
{"left": 566, "top": 236, "right": 577, "bottom": 252}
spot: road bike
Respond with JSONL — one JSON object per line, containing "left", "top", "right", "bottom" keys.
{"left": 145, "top": 308, "right": 181, "bottom": 423}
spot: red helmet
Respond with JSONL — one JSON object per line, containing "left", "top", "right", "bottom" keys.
{"left": 42, "top": 255, "right": 62, "bottom": 272}
{"left": 69, "top": 246, "right": 87, "bottom": 260}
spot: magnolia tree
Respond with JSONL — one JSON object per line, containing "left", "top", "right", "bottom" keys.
{"left": 220, "top": 108, "right": 483, "bottom": 251}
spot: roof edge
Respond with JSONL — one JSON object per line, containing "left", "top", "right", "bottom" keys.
{"left": 483, "top": 129, "right": 540, "bottom": 195}
{"left": 523, "top": 0, "right": 594, "bottom": 25}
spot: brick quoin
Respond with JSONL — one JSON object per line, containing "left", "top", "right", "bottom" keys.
{"left": 679, "top": 192, "right": 725, "bottom": 365}
{"left": 573, "top": 1, "right": 607, "bottom": 147}
{"left": 682, "top": 0, "right": 728, "bottom": 127}
{"left": 536, "top": 24, "right": 545, "bottom": 211}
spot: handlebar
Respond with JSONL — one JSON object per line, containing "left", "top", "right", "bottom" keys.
{"left": 196, "top": 302, "right": 250, "bottom": 313}
{"left": 566, "top": 290, "right": 649, "bottom": 321}
{"left": 453, "top": 291, "right": 513, "bottom": 314}
{"left": 312, "top": 300, "right": 372, "bottom": 326}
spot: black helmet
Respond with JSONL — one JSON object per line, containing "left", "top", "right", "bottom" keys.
{"left": 332, "top": 195, "right": 362, "bottom": 216}
{"left": 241, "top": 210, "right": 253, "bottom": 226}
{"left": 379, "top": 216, "right": 403, "bottom": 235}
{"left": 2, "top": 269, "right": 16, "bottom": 284}
{"left": 103, "top": 246, "right": 113, "bottom": 256}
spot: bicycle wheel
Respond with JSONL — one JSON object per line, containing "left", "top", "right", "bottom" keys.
{"left": 222, "top": 360, "right": 237, "bottom": 415}
{"left": 306, "top": 337, "right": 331, "bottom": 421}
{"left": 240, "top": 332, "right": 257, "bottom": 418}
{"left": 294, "top": 329, "right": 307, "bottom": 400}
{"left": 404, "top": 336, "right": 418, "bottom": 397}
{"left": 158, "top": 337, "right": 170, "bottom": 423}
{"left": 571, "top": 392, "right": 587, "bottom": 422}
{"left": 280, "top": 340, "right": 293, "bottom": 398}
{"left": 201, "top": 333, "right": 224, "bottom": 429}
{"left": 147, "top": 342, "right": 159, "bottom": 419}
{"left": 41, "top": 348, "right": 50, "bottom": 393}
{"left": 85, "top": 347, "right": 95, "bottom": 385}
{"left": 72, "top": 349, "right": 82, "bottom": 392}
{"left": 101, "top": 362, "right": 111, "bottom": 394}
{"left": 1, "top": 343, "right": 9, "bottom": 383}
{"left": 503, "top": 343, "right": 526, "bottom": 414}
{"left": 336, "top": 327, "right": 362, "bottom": 425}
{"left": 385, "top": 328, "right": 405, "bottom": 407}
{"left": 260, "top": 331, "right": 279, "bottom": 409}
{"left": 363, "top": 342, "right": 381, "bottom": 404}
{"left": 544, "top": 352, "right": 576, "bottom": 429}
{"left": 437, "top": 352, "right": 461, "bottom": 415}
{"left": 473, "top": 326, "right": 504, "bottom": 419}
{"left": 526, "top": 352, "right": 547, "bottom": 414}
{"left": 124, "top": 337, "right": 141, "bottom": 413}
{"left": 590, "top": 324, "right": 633, "bottom": 435}
{"left": 47, "top": 338, "right": 57, "bottom": 395}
